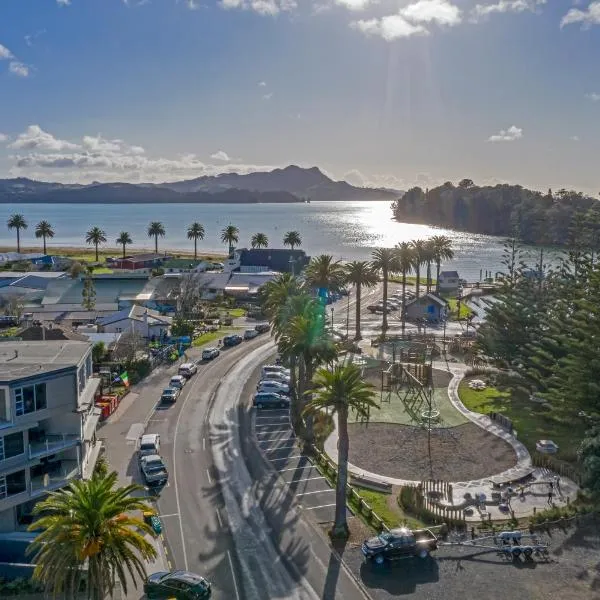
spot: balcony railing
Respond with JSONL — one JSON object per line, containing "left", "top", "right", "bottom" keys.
{"left": 28, "top": 434, "right": 80, "bottom": 460}
{"left": 30, "top": 460, "right": 80, "bottom": 496}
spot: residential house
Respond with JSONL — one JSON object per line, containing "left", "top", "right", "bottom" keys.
{"left": 438, "top": 271, "right": 460, "bottom": 293}
{"left": 404, "top": 293, "right": 448, "bottom": 322}
{"left": 192, "top": 272, "right": 232, "bottom": 301}
{"left": 224, "top": 271, "right": 280, "bottom": 300}
{"left": 0, "top": 341, "right": 102, "bottom": 532}
{"left": 0, "top": 272, "right": 67, "bottom": 306}
{"left": 225, "top": 248, "right": 310, "bottom": 274}
{"left": 97, "top": 305, "right": 172, "bottom": 338}
{"left": 110, "top": 253, "right": 171, "bottom": 271}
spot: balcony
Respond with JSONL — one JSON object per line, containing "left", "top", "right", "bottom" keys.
{"left": 28, "top": 434, "right": 80, "bottom": 460}
{"left": 30, "top": 460, "right": 80, "bottom": 496}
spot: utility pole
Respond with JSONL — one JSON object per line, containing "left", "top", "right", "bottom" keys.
{"left": 345, "top": 289, "right": 350, "bottom": 339}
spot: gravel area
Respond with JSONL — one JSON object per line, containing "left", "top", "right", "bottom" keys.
{"left": 348, "top": 422, "right": 517, "bottom": 482}
{"left": 342, "top": 516, "right": 600, "bottom": 600}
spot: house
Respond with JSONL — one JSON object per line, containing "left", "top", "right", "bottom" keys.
{"left": 224, "top": 271, "right": 280, "bottom": 300}
{"left": 97, "top": 305, "right": 172, "bottom": 338}
{"left": 161, "top": 258, "right": 208, "bottom": 274}
{"left": 0, "top": 254, "right": 69, "bottom": 271}
{"left": 438, "top": 271, "right": 460, "bottom": 293}
{"left": 191, "top": 272, "right": 232, "bottom": 301}
{"left": 0, "top": 341, "right": 102, "bottom": 532}
{"left": 404, "top": 293, "right": 448, "bottom": 322}
{"left": 111, "top": 253, "right": 171, "bottom": 271}
{"left": 0, "top": 272, "right": 68, "bottom": 305}
{"left": 225, "top": 248, "right": 310, "bottom": 274}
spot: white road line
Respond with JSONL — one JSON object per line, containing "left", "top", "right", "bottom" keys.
{"left": 270, "top": 454, "right": 305, "bottom": 462}
{"left": 254, "top": 419, "right": 289, "bottom": 424}
{"left": 157, "top": 512, "right": 181, "bottom": 518}
{"left": 255, "top": 429, "right": 290, "bottom": 435}
{"left": 265, "top": 444, "right": 297, "bottom": 451}
{"left": 203, "top": 437, "right": 206, "bottom": 451}
{"left": 305, "top": 503, "right": 336, "bottom": 510}
{"left": 258, "top": 435, "right": 294, "bottom": 441}
{"left": 216, "top": 507, "right": 223, "bottom": 528}
{"left": 296, "top": 489, "right": 335, "bottom": 497}
{"left": 206, "top": 468, "right": 213, "bottom": 485}
{"left": 227, "top": 550, "right": 241, "bottom": 600}
{"left": 288, "top": 475, "right": 325, "bottom": 484}
{"left": 276, "top": 464, "right": 314, "bottom": 473}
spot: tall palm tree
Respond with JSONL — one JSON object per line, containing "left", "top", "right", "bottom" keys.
{"left": 395, "top": 242, "right": 414, "bottom": 334}
{"left": 85, "top": 227, "right": 107, "bottom": 262}
{"left": 431, "top": 235, "right": 455, "bottom": 294}
{"left": 221, "top": 224, "right": 239, "bottom": 256}
{"left": 410, "top": 239, "right": 427, "bottom": 298}
{"left": 371, "top": 247, "right": 399, "bottom": 334}
{"left": 423, "top": 239, "right": 436, "bottom": 294}
{"left": 27, "top": 471, "right": 156, "bottom": 600}
{"left": 259, "top": 272, "right": 304, "bottom": 321}
{"left": 7, "top": 214, "right": 27, "bottom": 253}
{"left": 283, "top": 230, "right": 302, "bottom": 250}
{"left": 344, "top": 261, "right": 378, "bottom": 341}
{"left": 304, "top": 364, "right": 378, "bottom": 538}
{"left": 304, "top": 255, "right": 345, "bottom": 296}
{"left": 187, "top": 222, "right": 205, "bottom": 259}
{"left": 251, "top": 232, "right": 269, "bottom": 249}
{"left": 116, "top": 231, "right": 132, "bottom": 259}
{"left": 147, "top": 221, "right": 166, "bottom": 253}
{"left": 35, "top": 220, "right": 54, "bottom": 254}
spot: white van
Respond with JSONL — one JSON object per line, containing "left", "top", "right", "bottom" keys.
{"left": 169, "top": 375, "right": 186, "bottom": 389}
{"left": 178, "top": 362, "right": 198, "bottom": 378}
{"left": 139, "top": 434, "right": 160, "bottom": 458}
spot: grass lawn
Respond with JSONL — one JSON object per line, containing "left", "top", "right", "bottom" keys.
{"left": 191, "top": 327, "right": 240, "bottom": 347}
{"left": 458, "top": 377, "right": 587, "bottom": 465}
{"left": 0, "top": 326, "right": 21, "bottom": 338}
{"left": 446, "top": 297, "right": 473, "bottom": 320}
{"left": 351, "top": 487, "right": 424, "bottom": 529}
{"left": 226, "top": 308, "right": 246, "bottom": 318}
{"left": 389, "top": 275, "right": 436, "bottom": 286}
{"left": 91, "top": 267, "right": 113, "bottom": 274}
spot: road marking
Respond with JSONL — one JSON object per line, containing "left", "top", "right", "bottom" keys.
{"left": 264, "top": 444, "right": 297, "bottom": 451}
{"left": 203, "top": 437, "right": 206, "bottom": 451}
{"left": 270, "top": 454, "right": 305, "bottom": 462}
{"left": 288, "top": 475, "right": 325, "bottom": 483}
{"left": 276, "top": 464, "right": 313, "bottom": 473}
{"left": 216, "top": 507, "right": 223, "bottom": 528}
{"left": 125, "top": 423, "right": 144, "bottom": 441}
{"left": 227, "top": 550, "right": 241, "bottom": 600}
{"left": 157, "top": 512, "right": 180, "bottom": 518}
{"left": 255, "top": 416, "right": 289, "bottom": 422}
{"left": 296, "top": 489, "right": 335, "bottom": 497}
{"left": 258, "top": 435, "right": 295, "bottom": 441}
{"left": 148, "top": 418, "right": 167, "bottom": 423}
{"left": 255, "top": 429, "right": 290, "bottom": 435}
{"left": 206, "top": 468, "right": 213, "bottom": 485}
{"left": 305, "top": 503, "right": 336, "bottom": 510}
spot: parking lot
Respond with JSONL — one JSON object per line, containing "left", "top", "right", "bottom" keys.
{"left": 253, "top": 407, "right": 345, "bottom": 524}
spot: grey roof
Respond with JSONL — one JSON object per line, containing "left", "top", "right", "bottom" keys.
{"left": 406, "top": 293, "right": 448, "bottom": 308}
{"left": 97, "top": 305, "right": 172, "bottom": 326}
{"left": 195, "top": 272, "right": 232, "bottom": 290}
{"left": 42, "top": 277, "right": 150, "bottom": 306}
{"left": 82, "top": 332, "right": 122, "bottom": 346}
{"left": 0, "top": 341, "right": 92, "bottom": 382}
{"left": 439, "top": 271, "right": 459, "bottom": 278}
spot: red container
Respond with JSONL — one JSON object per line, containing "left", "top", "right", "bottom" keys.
{"left": 96, "top": 402, "right": 111, "bottom": 420}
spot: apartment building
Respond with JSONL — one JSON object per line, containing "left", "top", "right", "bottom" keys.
{"left": 0, "top": 341, "right": 102, "bottom": 532}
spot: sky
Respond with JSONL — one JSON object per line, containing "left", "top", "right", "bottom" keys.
{"left": 0, "top": 0, "right": 599, "bottom": 194}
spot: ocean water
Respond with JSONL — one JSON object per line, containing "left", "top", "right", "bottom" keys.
{"left": 0, "top": 201, "right": 553, "bottom": 281}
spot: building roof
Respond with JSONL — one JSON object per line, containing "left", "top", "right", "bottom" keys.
{"left": 0, "top": 340, "right": 92, "bottom": 382}
{"left": 162, "top": 258, "right": 205, "bottom": 269}
{"left": 195, "top": 272, "right": 232, "bottom": 290}
{"left": 439, "top": 271, "right": 459, "bottom": 278}
{"left": 406, "top": 293, "right": 448, "bottom": 308}
{"left": 225, "top": 271, "right": 279, "bottom": 294}
{"left": 97, "top": 305, "right": 172, "bottom": 327}
{"left": 81, "top": 332, "right": 122, "bottom": 346}
{"left": 116, "top": 253, "right": 167, "bottom": 263}
{"left": 238, "top": 248, "right": 309, "bottom": 273}
{"left": 41, "top": 276, "right": 150, "bottom": 306}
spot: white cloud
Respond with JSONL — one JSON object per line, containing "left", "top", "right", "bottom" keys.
{"left": 10, "top": 125, "right": 81, "bottom": 151}
{"left": 351, "top": 15, "right": 429, "bottom": 40}
{"left": 400, "top": 0, "right": 462, "bottom": 26}
{"left": 335, "top": 0, "right": 372, "bottom": 11}
{"left": 585, "top": 92, "right": 600, "bottom": 102}
{"left": 570, "top": 136, "right": 580, "bottom": 142}
{"left": 0, "top": 44, "right": 14, "bottom": 60}
{"left": 219, "top": 0, "right": 295, "bottom": 14}
{"left": 0, "top": 134, "right": 8, "bottom": 143}
{"left": 561, "top": 2, "right": 600, "bottom": 28}
{"left": 263, "top": 92, "right": 273, "bottom": 100}
{"left": 210, "top": 150, "right": 231, "bottom": 161}
{"left": 186, "top": 0, "right": 201, "bottom": 8}
{"left": 487, "top": 125, "right": 523, "bottom": 142}
{"left": 472, "top": 0, "right": 545, "bottom": 21}
{"left": 56, "top": 0, "right": 71, "bottom": 5}
{"left": 9, "top": 62, "right": 29, "bottom": 77}
{"left": 258, "top": 81, "right": 267, "bottom": 87}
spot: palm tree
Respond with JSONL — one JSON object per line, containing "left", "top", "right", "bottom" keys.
{"left": 431, "top": 235, "right": 455, "bottom": 294}
{"left": 395, "top": 242, "right": 414, "bottom": 334}
{"left": 283, "top": 230, "right": 302, "bottom": 250}
{"left": 116, "top": 231, "right": 132, "bottom": 259}
{"left": 187, "top": 222, "right": 205, "bottom": 259}
{"left": 85, "top": 227, "right": 107, "bottom": 262}
{"left": 251, "top": 232, "right": 269, "bottom": 249}
{"left": 147, "top": 221, "right": 165, "bottom": 253}
{"left": 259, "top": 272, "right": 304, "bottom": 321}
{"left": 304, "top": 364, "right": 378, "bottom": 538}
{"left": 410, "top": 239, "right": 427, "bottom": 298}
{"left": 304, "top": 255, "right": 345, "bottom": 295}
{"left": 7, "top": 214, "right": 27, "bottom": 253}
{"left": 344, "top": 261, "right": 378, "bottom": 341}
{"left": 221, "top": 224, "right": 239, "bottom": 256}
{"left": 371, "top": 247, "right": 399, "bottom": 334}
{"left": 35, "top": 220, "right": 54, "bottom": 254}
{"left": 423, "top": 239, "right": 436, "bottom": 294}
{"left": 27, "top": 471, "right": 156, "bottom": 600}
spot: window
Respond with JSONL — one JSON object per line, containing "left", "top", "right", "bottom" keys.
{"left": 0, "top": 432, "right": 24, "bottom": 460}
{"left": 15, "top": 383, "right": 47, "bottom": 416}
{"left": 0, "top": 389, "right": 9, "bottom": 424}
{"left": 0, "top": 470, "right": 26, "bottom": 499}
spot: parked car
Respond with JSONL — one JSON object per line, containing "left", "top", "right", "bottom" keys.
{"left": 223, "top": 334, "right": 243, "bottom": 347}
{"left": 244, "top": 329, "right": 259, "bottom": 340}
{"left": 161, "top": 387, "right": 180, "bottom": 403}
{"left": 202, "top": 347, "right": 220, "bottom": 360}
{"left": 362, "top": 527, "right": 438, "bottom": 565}
{"left": 255, "top": 323, "right": 271, "bottom": 334}
{"left": 139, "top": 434, "right": 160, "bottom": 459}
{"left": 178, "top": 363, "right": 198, "bottom": 378}
{"left": 261, "top": 371, "right": 291, "bottom": 385}
{"left": 253, "top": 392, "right": 290, "bottom": 409}
{"left": 144, "top": 570, "right": 211, "bottom": 599}
{"left": 257, "top": 380, "right": 290, "bottom": 395}
{"left": 367, "top": 304, "right": 384, "bottom": 314}
{"left": 169, "top": 375, "right": 187, "bottom": 389}
{"left": 261, "top": 365, "right": 290, "bottom": 377}
{"left": 140, "top": 454, "right": 168, "bottom": 487}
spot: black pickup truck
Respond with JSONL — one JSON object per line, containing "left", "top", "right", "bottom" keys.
{"left": 362, "top": 527, "right": 438, "bottom": 565}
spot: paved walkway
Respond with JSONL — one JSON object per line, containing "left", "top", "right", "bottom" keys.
{"left": 324, "top": 354, "right": 579, "bottom": 521}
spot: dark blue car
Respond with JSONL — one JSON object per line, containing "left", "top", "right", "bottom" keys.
{"left": 253, "top": 392, "right": 290, "bottom": 409}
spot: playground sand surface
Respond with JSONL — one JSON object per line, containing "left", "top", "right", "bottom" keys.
{"left": 347, "top": 422, "right": 517, "bottom": 482}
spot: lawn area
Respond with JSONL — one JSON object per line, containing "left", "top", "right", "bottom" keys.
{"left": 191, "top": 327, "right": 240, "bottom": 347}
{"left": 91, "top": 267, "right": 113, "bottom": 274}
{"left": 446, "top": 297, "right": 473, "bottom": 320}
{"left": 389, "top": 275, "right": 436, "bottom": 286}
{"left": 0, "top": 326, "right": 21, "bottom": 338}
{"left": 458, "top": 376, "right": 587, "bottom": 465}
{"left": 351, "top": 487, "right": 423, "bottom": 529}
{"left": 226, "top": 308, "right": 246, "bottom": 318}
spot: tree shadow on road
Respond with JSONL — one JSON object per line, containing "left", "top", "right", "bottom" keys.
{"left": 359, "top": 556, "right": 440, "bottom": 595}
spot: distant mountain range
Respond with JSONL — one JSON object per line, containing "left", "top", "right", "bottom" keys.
{"left": 0, "top": 166, "right": 401, "bottom": 204}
